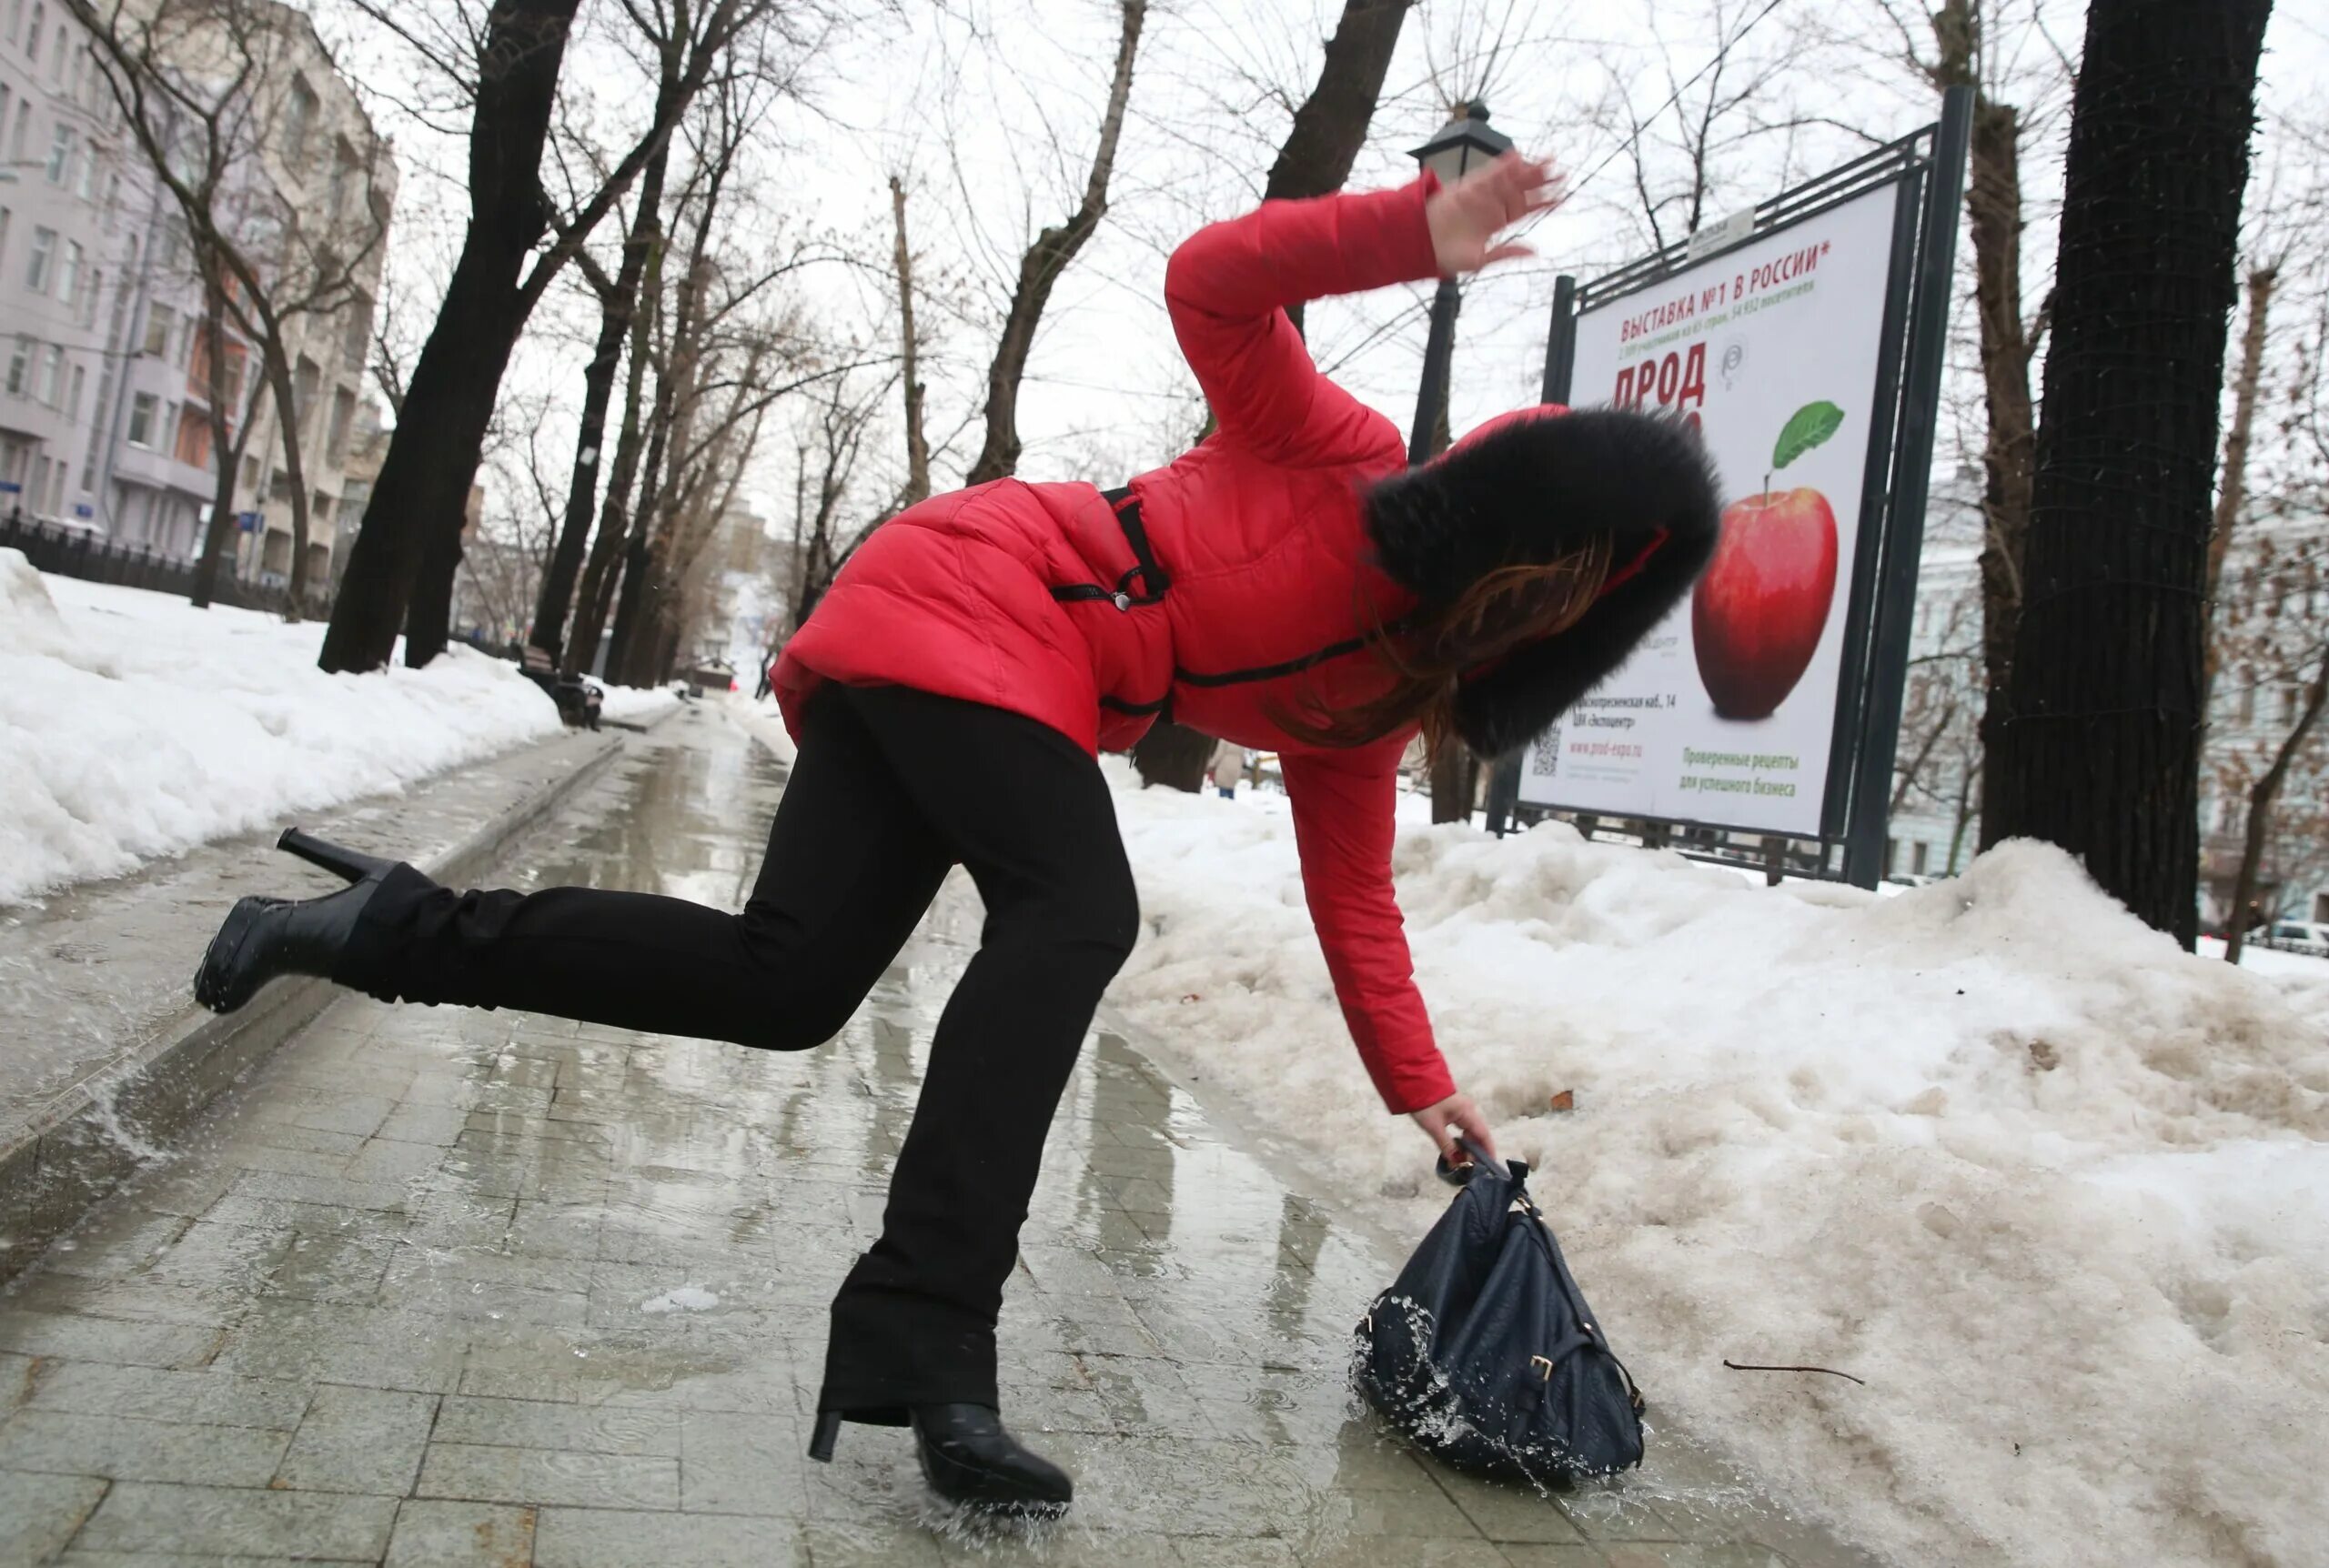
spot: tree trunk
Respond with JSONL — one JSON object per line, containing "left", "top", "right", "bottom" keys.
{"left": 1429, "top": 748, "right": 1477, "bottom": 826}
{"left": 963, "top": 0, "right": 1146, "bottom": 487}
{"left": 2223, "top": 653, "right": 2328, "bottom": 963}
{"left": 529, "top": 137, "right": 677, "bottom": 663}
{"left": 891, "top": 175, "right": 930, "bottom": 509}
{"left": 259, "top": 328, "right": 313, "bottom": 622}
{"left": 2202, "top": 264, "right": 2277, "bottom": 719}
{"left": 1987, "top": 0, "right": 2273, "bottom": 947}
{"left": 1928, "top": 1, "right": 2041, "bottom": 850}
{"left": 1265, "top": 0, "right": 1412, "bottom": 337}
{"left": 188, "top": 276, "right": 239, "bottom": 609}
{"left": 319, "top": 0, "right": 581, "bottom": 674}
{"left": 568, "top": 242, "right": 665, "bottom": 677}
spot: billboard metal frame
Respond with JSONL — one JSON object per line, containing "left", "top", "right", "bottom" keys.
{"left": 1517, "top": 86, "right": 1971, "bottom": 888}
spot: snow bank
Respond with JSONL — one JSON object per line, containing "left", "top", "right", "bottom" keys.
{"left": 0, "top": 554, "right": 676, "bottom": 905}
{"left": 1106, "top": 764, "right": 2329, "bottom": 1567}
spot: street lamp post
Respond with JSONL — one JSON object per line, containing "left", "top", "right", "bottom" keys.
{"left": 1405, "top": 102, "right": 1512, "bottom": 465}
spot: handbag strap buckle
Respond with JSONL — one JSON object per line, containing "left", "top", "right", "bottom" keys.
{"left": 1529, "top": 1354, "right": 1555, "bottom": 1382}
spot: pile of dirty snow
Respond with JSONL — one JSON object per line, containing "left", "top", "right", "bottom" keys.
{"left": 1105, "top": 762, "right": 2329, "bottom": 1567}
{"left": 0, "top": 552, "right": 676, "bottom": 904}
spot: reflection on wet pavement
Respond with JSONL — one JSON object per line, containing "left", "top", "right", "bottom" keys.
{"left": 0, "top": 708, "right": 1865, "bottom": 1565}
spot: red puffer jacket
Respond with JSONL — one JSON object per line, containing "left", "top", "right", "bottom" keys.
{"left": 775, "top": 175, "right": 1458, "bottom": 1112}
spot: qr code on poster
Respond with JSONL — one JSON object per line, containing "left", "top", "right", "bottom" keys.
{"left": 1529, "top": 725, "right": 1562, "bottom": 779}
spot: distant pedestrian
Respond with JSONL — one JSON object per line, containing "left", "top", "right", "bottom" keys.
{"left": 1209, "top": 738, "right": 1246, "bottom": 798}
{"left": 193, "top": 152, "right": 1717, "bottom": 1520}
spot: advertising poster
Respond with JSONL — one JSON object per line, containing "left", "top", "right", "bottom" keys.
{"left": 1517, "top": 180, "right": 1904, "bottom": 837}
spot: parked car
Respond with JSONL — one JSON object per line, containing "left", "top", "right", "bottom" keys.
{"left": 2263, "top": 920, "right": 2329, "bottom": 957}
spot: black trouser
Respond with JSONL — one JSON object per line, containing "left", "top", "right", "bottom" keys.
{"left": 338, "top": 683, "right": 1139, "bottom": 1420}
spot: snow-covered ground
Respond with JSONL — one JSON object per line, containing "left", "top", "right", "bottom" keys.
{"left": 0, "top": 552, "right": 676, "bottom": 906}
{"left": 1106, "top": 764, "right": 2329, "bottom": 1568}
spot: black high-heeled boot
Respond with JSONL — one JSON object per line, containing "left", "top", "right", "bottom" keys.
{"left": 808, "top": 1403, "right": 1074, "bottom": 1517}
{"left": 192, "top": 829, "right": 404, "bottom": 1014}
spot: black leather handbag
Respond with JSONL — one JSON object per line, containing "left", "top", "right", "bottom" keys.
{"left": 1353, "top": 1143, "right": 1645, "bottom": 1481}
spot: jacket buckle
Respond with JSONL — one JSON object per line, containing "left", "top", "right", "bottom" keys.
{"left": 1529, "top": 1354, "right": 1555, "bottom": 1382}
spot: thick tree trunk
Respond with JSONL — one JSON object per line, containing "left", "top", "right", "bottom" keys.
{"left": 1265, "top": 0, "right": 1412, "bottom": 337}
{"left": 1987, "top": 0, "right": 2272, "bottom": 947}
{"left": 319, "top": 0, "right": 580, "bottom": 674}
{"left": 1133, "top": 0, "right": 1411, "bottom": 790}
{"left": 2223, "top": 654, "right": 2328, "bottom": 963}
{"left": 963, "top": 0, "right": 1146, "bottom": 487}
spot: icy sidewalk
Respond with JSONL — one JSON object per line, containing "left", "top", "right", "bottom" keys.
{"left": 0, "top": 708, "right": 1867, "bottom": 1566}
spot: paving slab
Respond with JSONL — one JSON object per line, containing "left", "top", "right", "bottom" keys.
{"left": 0, "top": 704, "right": 1881, "bottom": 1563}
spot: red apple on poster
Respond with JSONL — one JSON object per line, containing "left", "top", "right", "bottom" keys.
{"left": 1692, "top": 400, "right": 1847, "bottom": 720}
{"left": 1692, "top": 488, "right": 1838, "bottom": 719}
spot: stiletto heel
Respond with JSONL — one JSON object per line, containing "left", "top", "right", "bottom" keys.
{"left": 807, "top": 1411, "right": 842, "bottom": 1463}
{"left": 277, "top": 827, "right": 394, "bottom": 884}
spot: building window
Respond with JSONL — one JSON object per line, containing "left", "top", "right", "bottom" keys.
{"left": 2283, "top": 686, "right": 2301, "bottom": 723}
{"left": 141, "top": 303, "right": 173, "bottom": 358}
{"left": 25, "top": 225, "right": 54, "bottom": 292}
{"left": 342, "top": 294, "right": 371, "bottom": 368}
{"left": 25, "top": 3, "right": 40, "bottom": 64}
{"left": 293, "top": 354, "right": 319, "bottom": 437}
{"left": 1, "top": 86, "right": 12, "bottom": 139}
{"left": 261, "top": 528, "right": 289, "bottom": 576}
{"left": 1912, "top": 841, "right": 1931, "bottom": 876}
{"left": 5, "top": 336, "right": 28, "bottom": 396}
{"left": 78, "top": 266, "right": 96, "bottom": 327}
{"left": 55, "top": 237, "right": 79, "bottom": 307}
{"left": 73, "top": 138, "right": 94, "bottom": 198}
{"left": 126, "top": 391, "right": 156, "bottom": 447}
{"left": 2238, "top": 684, "right": 2256, "bottom": 726}
{"left": 0, "top": 206, "right": 10, "bottom": 272}
{"left": 44, "top": 121, "right": 69, "bottom": 183}
{"left": 176, "top": 405, "right": 210, "bottom": 467}
{"left": 9, "top": 102, "right": 27, "bottom": 163}
{"left": 35, "top": 343, "right": 60, "bottom": 405}
{"left": 328, "top": 387, "right": 355, "bottom": 465}
{"left": 282, "top": 76, "right": 318, "bottom": 171}
{"left": 4, "top": 0, "right": 18, "bottom": 48}
{"left": 66, "top": 361, "right": 81, "bottom": 420}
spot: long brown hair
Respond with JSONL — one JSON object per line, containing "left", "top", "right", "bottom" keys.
{"left": 1275, "top": 535, "right": 1617, "bottom": 755}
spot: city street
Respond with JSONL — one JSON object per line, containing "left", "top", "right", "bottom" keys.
{"left": 0, "top": 709, "right": 1862, "bottom": 1566}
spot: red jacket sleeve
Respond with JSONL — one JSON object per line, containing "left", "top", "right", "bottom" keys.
{"left": 1280, "top": 742, "right": 1457, "bottom": 1114}
{"left": 1164, "top": 176, "right": 1442, "bottom": 466}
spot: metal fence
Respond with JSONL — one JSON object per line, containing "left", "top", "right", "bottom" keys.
{"left": 0, "top": 510, "right": 278, "bottom": 613}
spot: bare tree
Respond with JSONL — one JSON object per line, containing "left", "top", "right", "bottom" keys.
{"left": 72, "top": 0, "right": 393, "bottom": 619}
{"left": 961, "top": 0, "right": 1147, "bottom": 487}
{"left": 316, "top": 0, "right": 799, "bottom": 673}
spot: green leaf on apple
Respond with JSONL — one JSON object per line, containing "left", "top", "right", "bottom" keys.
{"left": 1772, "top": 401, "right": 1845, "bottom": 470}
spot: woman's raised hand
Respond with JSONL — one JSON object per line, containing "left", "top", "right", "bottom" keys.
{"left": 1425, "top": 152, "right": 1565, "bottom": 276}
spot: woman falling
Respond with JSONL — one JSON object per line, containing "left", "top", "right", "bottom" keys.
{"left": 196, "top": 151, "right": 1719, "bottom": 1517}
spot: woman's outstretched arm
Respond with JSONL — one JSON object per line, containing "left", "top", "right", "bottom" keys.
{"left": 1164, "top": 154, "right": 1561, "bottom": 466}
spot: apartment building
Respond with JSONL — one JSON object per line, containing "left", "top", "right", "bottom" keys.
{"left": 0, "top": 0, "right": 394, "bottom": 596}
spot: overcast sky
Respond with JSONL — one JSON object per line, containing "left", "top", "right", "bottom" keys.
{"left": 321, "top": 0, "right": 2328, "bottom": 542}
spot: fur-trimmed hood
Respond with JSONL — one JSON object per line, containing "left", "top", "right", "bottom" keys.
{"left": 1364, "top": 406, "right": 1721, "bottom": 759}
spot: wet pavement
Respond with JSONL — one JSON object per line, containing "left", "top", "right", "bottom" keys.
{"left": 0, "top": 707, "right": 1868, "bottom": 1565}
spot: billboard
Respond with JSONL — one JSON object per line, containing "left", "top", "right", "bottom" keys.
{"left": 1517, "top": 178, "right": 1911, "bottom": 839}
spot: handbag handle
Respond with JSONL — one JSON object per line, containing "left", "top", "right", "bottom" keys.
{"left": 1436, "top": 1132, "right": 1522, "bottom": 1187}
